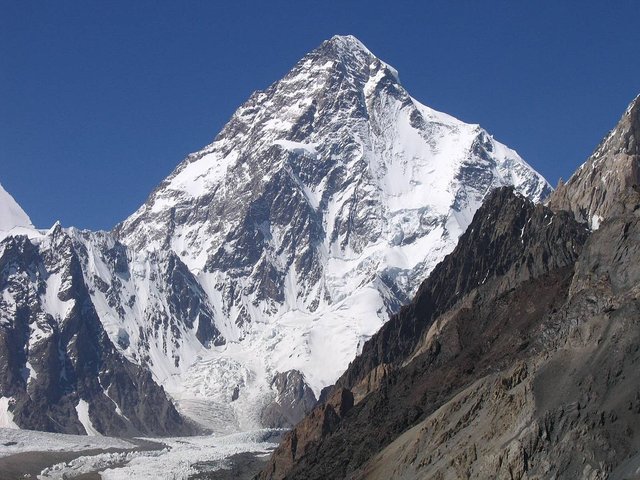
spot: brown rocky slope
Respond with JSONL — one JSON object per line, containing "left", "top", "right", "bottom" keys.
{"left": 258, "top": 94, "right": 640, "bottom": 479}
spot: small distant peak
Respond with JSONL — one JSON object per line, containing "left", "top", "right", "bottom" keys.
{"left": 47, "top": 220, "right": 62, "bottom": 236}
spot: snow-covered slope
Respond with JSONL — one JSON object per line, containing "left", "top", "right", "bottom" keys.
{"left": 0, "top": 224, "right": 195, "bottom": 436}
{"left": 99, "top": 35, "right": 550, "bottom": 430}
{"left": 0, "top": 179, "right": 199, "bottom": 435}
{"left": 0, "top": 182, "right": 32, "bottom": 235}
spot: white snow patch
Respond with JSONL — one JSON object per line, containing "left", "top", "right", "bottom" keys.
{"left": 0, "top": 398, "right": 19, "bottom": 429}
{"left": 273, "top": 139, "right": 318, "bottom": 157}
{"left": 40, "top": 273, "right": 75, "bottom": 323}
{"left": 25, "top": 361, "right": 37, "bottom": 383}
{"left": 76, "top": 400, "right": 102, "bottom": 436}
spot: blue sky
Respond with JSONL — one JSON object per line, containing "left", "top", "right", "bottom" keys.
{"left": 2, "top": 1, "right": 639, "bottom": 230}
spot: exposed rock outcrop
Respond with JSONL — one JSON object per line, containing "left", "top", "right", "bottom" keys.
{"left": 0, "top": 228, "right": 196, "bottom": 436}
{"left": 260, "top": 387, "right": 354, "bottom": 480}
{"left": 549, "top": 94, "right": 640, "bottom": 228}
{"left": 261, "top": 370, "right": 317, "bottom": 428}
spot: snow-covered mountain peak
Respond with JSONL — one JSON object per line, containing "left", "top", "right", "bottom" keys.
{"left": 107, "top": 36, "right": 552, "bottom": 431}
{"left": 301, "top": 35, "right": 376, "bottom": 69}
{"left": 0, "top": 181, "right": 33, "bottom": 235}
{"left": 309, "top": 34, "right": 399, "bottom": 81}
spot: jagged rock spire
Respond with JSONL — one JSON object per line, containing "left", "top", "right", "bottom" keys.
{"left": 549, "top": 94, "right": 640, "bottom": 228}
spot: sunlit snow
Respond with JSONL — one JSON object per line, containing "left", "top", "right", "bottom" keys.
{"left": 0, "top": 182, "right": 33, "bottom": 239}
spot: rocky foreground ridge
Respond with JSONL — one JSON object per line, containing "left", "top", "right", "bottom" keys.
{"left": 258, "top": 94, "right": 640, "bottom": 479}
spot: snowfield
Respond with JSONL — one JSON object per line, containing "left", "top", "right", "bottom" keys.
{"left": 0, "top": 428, "right": 280, "bottom": 479}
{"left": 0, "top": 428, "right": 135, "bottom": 457}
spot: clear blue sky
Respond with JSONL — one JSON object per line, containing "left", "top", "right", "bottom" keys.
{"left": 2, "top": 1, "right": 639, "bottom": 230}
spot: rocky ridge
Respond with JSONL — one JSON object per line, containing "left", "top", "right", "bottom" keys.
{"left": 258, "top": 94, "right": 640, "bottom": 479}
{"left": 549, "top": 94, "right": 640, "bottom": 227}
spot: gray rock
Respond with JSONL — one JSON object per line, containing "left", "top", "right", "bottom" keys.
{"left": 260, "top": 370, "right": 317, "bottom": 428}
{"left": 549, "top": 94, "right": 640, "bottom": 227}
{"left": 0, "top": 229, "right": 196, "bottom": 436}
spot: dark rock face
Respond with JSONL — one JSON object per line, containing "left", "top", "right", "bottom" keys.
{"left": 164, "top": 252, "right": 223, "bottom": 347}
{"left": 258, "top": 93, "right": 640, "bottom": 480}
{"left": 336, "top": 187, "right": 588, "bottom": 395}
{"left": 258, "top": 188, "right": 589, "bottom": 479}
{"left": 259, "top": 387, "right": 354, "bottom": 480}
{"left": 260, "top": 370, "right": 317, "bottom": 428}
{"left": 0, "top": 228, "right": 195, "bottom": 436}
